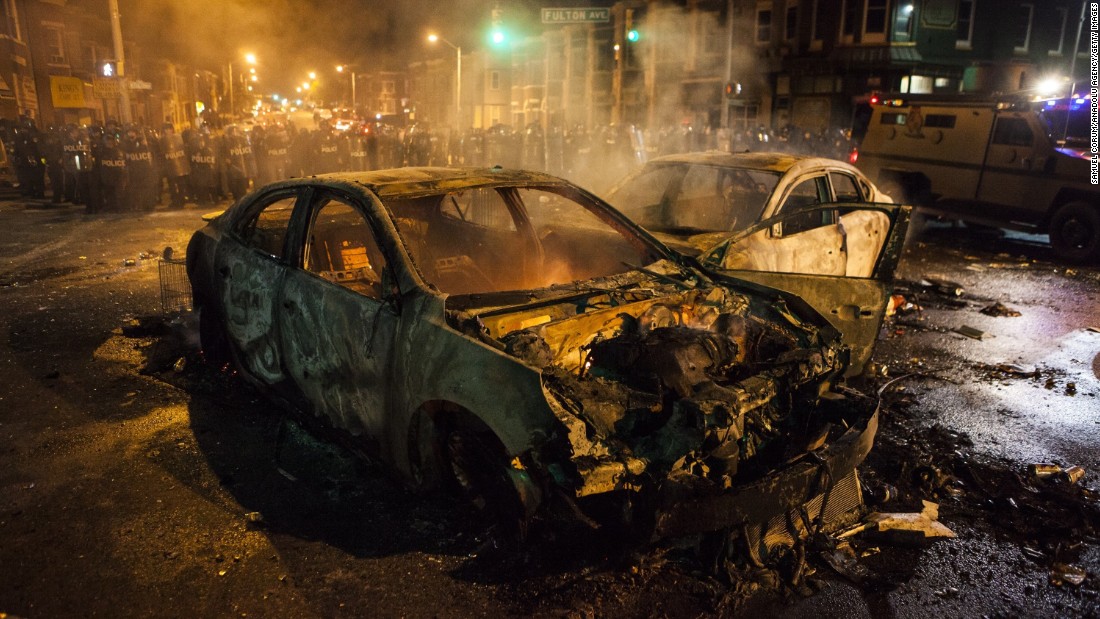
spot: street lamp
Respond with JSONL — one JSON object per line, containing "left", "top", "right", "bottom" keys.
{"left": 337, "top": 64, "right": 358, "bottom": 108}
{"left": 228, "top": 52, "right": 257, "bottom": 116}
{"left": 427, "top": 33, "right": 461, "bottom": 129}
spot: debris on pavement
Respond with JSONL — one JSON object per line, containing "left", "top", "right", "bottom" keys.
{"left": 1061, "top": 465, "right": 1086, "bottom": 484}
{"left": 839, "top": 500, "right": 956, "bottom": 544}
{"left": 886, "top": 295, "right": 922, "bottom": 317}
{"left": 921, "top": 277, "right": 965, "bottom": 296}
{"left": 1028, "top": 463, "right": 1063, "bottom": 481}
{"left": 1050, "top": 563, "right": 1087, "bottom": 587}
{"left": 980, "top": 363, "right": 1040, "bottom": 379}
{"left": 954, "top": 325, "right": 987, "bottom": 340}
{"left": 979, "top": 302, "right": 1021, "bottom": 317}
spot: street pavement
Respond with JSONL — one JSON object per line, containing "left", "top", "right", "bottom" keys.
{"left": 0, "top": 199, "right": 1097, "bottom": 617}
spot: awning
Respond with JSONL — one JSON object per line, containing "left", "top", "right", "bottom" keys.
{"left": 830, "top": 44, "right": 923, "bottom": 67}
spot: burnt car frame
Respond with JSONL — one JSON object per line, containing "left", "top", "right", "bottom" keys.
{"left": 606, "top": 152, "right": 894, "bottom": 280}
{"left": 187, "top": 167, "right": 909, "bottom": 549}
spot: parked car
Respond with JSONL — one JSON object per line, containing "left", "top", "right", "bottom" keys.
{"left": 187, "top": 167, "right": 908, "bottom": 551}
{"left": 605, "top": 151, "right": 896, "bottom": 279}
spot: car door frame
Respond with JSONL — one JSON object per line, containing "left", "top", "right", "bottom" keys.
{"left": 699, "top": 202, "right": 910, "bottom": 377}
{"left": 214, "top": 185, "right": 311, "bottom": 389}
{"left": 275, "top": 184, "right": 407, "bottom": 440}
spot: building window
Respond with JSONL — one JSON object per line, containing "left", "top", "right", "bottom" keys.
{"left": 785, "top": 4, "right": 798, "bottom": 41}
{"left": 956, "top": 0, "right": 975, "bottom": 49}
{"left": 1050, "top": 7, "right": 1067, "bottom": 56}
{"left": 891, "top": 2, "right": 915, "bottom": 43}
{"left": 863, "top": 0, "right": 888, "bottom": 41}
{"left": 1012, "top": 3, "right": 1032, "bottom": 53}
{"left": 490, "top": 70, "right": 500, "bottom": 90}
{"left": 841, "top": 0, "right": 858, "bottom": 42}
{"left": 43, "top": 23, "right": 66, "bottom": 65}
{"left": 703, "top": 20, "right": 724, "bottom": 55}
{"left": 0, "top": 0, "right": 22, "bottom": 41}
{"left": 756, "top": 8, "right": 772, "bottom": 44}
{"left": 729, "top": 102, "right": 760, "bottom": 131}
{"left": 382, "top": 80, "right": 395, "bottom": 94}
{"left": 810, "top": 0, "right": 825, "bottom": 47}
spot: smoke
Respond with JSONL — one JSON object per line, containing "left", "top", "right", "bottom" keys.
{"left": 119, "top": 0, "right": 551, "bottom": 94}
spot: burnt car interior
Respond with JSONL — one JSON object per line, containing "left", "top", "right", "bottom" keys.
{"left": 237, "top": 194, "right": 296, "bottom": 259}
{"left": 303, "top": 196, "right": 388, "bottom": 299}
{"left": 386, "top": 186, "right": 658, "bottom": 296}
{"left": 610, "top": 165, "right": 779, "bottom": 236}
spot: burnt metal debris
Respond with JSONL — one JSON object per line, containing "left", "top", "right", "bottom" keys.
{"left": 186, "top": 167, "right": 910, "bottom": 572}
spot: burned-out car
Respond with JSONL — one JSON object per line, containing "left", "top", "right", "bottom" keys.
{"left": 187, "top": 167, "right": 908, "bottom": 551}
{"left": 606, "top": 152, "right": 894, "bottom": 279}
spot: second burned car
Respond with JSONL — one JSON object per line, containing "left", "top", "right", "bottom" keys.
{"left": 187, "top": 167, "right": 909, "bottom": 552}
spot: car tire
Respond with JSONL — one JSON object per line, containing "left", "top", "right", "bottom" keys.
{"left": 446, "top": 423, "right": 534, "bottom": 545}
{"left": 1049, "top": 202, "right": 1100, "bottom": 263}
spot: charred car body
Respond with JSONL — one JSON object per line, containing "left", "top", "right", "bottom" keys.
{"left": 187, "top": 167, "right": 908, "bottom": 553}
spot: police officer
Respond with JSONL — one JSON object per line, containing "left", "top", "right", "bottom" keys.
{"left": 96, "top": 131, "right": 127, "bottom": 212}
{"left": 121, "top": 125, "right": 155, "bottom": 211}
{"left": 12, "top": 118, "right": 45, "bottom": 198}
{"left": 187, "top": 126, "right": 217, "bottom": 205}
{"left": 313, "top": 122, "right": 342, "bottom": 173}
{"left": 159, "top": 123, "right": 190, "bottom": 209}
{"left": 347, "top": 125, "right": 369, "bottom": 172}
{"left": 41, "top": 126, "right": 65, "bottom": 203}
{"left": 62, "top": 125, "right": 90, "bottom": 205}
{"left": 84, "top": 125, "right": 104, "bottom": 214}
{"left": 258, "top": 124, "right": 290, "bottom": 184}
{"left": 221, "top": 125, "right": 255, "bottom": 201}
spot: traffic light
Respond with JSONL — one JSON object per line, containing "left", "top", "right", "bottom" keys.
{"left": 490, "top": 6, "right": 507, "bottom": 46}
{"left": 100, "top": 60, "right": 118, "bottom": 78}
{"left": 625, "top": 9, "right": 639, "bottom": 42}
{"left": 725, "top": 82, "right": 742, "bottom": 98}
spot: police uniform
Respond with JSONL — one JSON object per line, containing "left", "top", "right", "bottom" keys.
{"left": 159, "top": 126, "right": 190, "bottom": 209}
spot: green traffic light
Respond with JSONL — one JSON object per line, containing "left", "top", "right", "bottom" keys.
{"left": 626, "top": 29, "right": 640, "bottom": 42}
{"left": 491, "top": 30, "right": 506, "bottom": 45}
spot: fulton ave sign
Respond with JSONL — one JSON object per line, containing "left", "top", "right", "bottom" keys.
{"left": 541, "top": 7, "right": 610, "bottom": 23}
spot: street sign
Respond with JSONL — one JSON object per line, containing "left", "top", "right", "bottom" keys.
{"left": 541, "top": 7, "right": 610, "bottom": 24}
{"left": 50, "top": 76, "right": 86, "bottom": 108}
{"left": 93, "top": 77, "right": 120, "bottom": 99}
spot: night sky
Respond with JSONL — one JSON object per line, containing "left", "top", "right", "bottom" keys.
{"left": 119, "top": 0, "right": 580, "bottom": 94}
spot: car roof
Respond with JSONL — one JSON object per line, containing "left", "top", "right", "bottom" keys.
{"left": 643, "top": 151, "right": 854, "bottom": 175}
{"left": 267, "top": 167, "right": 571, "bottom": 198}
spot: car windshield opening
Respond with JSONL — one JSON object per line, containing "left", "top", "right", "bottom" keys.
{"left": 384, "top": 185, "right": 660, "bottom": 296}
{"left": 611, "top": 165, "right": 780, "bottom": 235}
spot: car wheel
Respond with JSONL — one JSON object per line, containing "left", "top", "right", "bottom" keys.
{"left": 446, "top": 423, "right": 535, "bottom": 545}
{"left": 1049, "top": 202, "right": 1100, "bottom": 263}
{"left": 198, "top": 305, "right": 231, "bottom": 366}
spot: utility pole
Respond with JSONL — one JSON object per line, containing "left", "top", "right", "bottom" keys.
{"left": 108, "top": 0, "right": 131, "bottom": 123}
{"left": 721, "top": 0, "right": 734, "bottom": 129}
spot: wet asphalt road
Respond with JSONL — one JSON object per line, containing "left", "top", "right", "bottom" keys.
{"left": 0, "top": 199, "right": 1097, "bottom": 617}
{"left": 769, "top": 223, "right": 1100, "bottom": 617}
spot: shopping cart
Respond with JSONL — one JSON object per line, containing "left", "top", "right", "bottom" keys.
{"left": 158, "top": 258, "right": 192, "bottom": 313}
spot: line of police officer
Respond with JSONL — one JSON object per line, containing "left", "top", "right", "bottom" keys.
{"left": 5, "top": 119, "right": 428, "bottom": 213}
{"left": 7, "top": 117, "right": 686, "bottom": 212}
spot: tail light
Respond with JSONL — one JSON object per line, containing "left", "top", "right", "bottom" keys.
{"left": 848, "top": 148, "right": 859, "bottom": 164}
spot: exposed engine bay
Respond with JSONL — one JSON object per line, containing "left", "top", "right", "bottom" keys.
{"left": 446, "top": 269, "right": 874, "bottom": 539}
